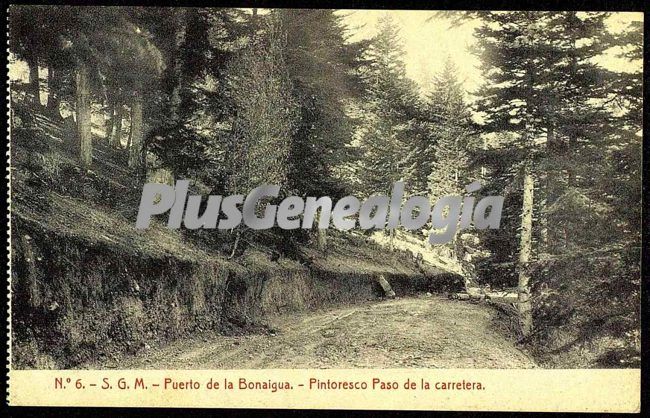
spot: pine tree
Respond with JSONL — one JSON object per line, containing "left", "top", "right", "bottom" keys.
{"left": 473, "top": 11, "right": 558, "bottom": 336}
{"left": 143, "top": 8, "right": 247, "bottom": 183}
{"left": 356, "top": 15, "right": 422, "bottom": 197}
{"left": 536, "top": 12, "right": 616, "bottom": 253}
{"left": 279, "top": 9, "right": 366, "bottom": 199}
{"left": 425, "top": 58, "right": 472, "bottom": 200}
{"left": 473, "top": 11, "right": 642, "bottom": 347}
{"left": 225, "top": 14, "right": 298, "bottom": 194}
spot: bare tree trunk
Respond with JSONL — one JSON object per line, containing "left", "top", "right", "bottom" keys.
{"left": 539, "top": 125, "right": 554, "bottom": 251}
{"left": 128, "top": 91, "right": 143, "bottom": 169}
{"left": 105, "top": 97, "right": 115, "bottom": 143}
{"left": 317, "top": 228, "right": 328, "bottom": 251}
{"left": 518, "top": 165, "right": 535, "bottom": 337}
{"left": 563, "top": 131, "right": 578, "bottom": 248}
{"left": 170, "top": 9, "right": 187, "bottom": 123}
{"left": 567, "top": 132, "right": 577, "bottom": 187}
{"left": 46, "top": 65, "right": 61, "bottom": 114}
{"left": 18, "top": 234, "right": 41, "bottom": 308}
{"left": 126, "top": 111, "right": 133, "bottom": 151}
{"left": 251, "top": 8, "right": 258, "bottom": 34}
{"left": 315, "top": 211, "right": 328, "bottom": 251}
{"left": 26, "top": 52, "right": 40, "bottom": 106}
{"left": 112, "top": 103, "right": 123, "bottom": 148}
{"left": 228, "top": 230, "right": 241, "bottom": 259}
{"left": 76, "top": 61, "right": 92, "bottom": 167}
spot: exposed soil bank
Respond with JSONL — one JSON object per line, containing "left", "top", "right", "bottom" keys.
{"left": 11, "top": 213, "right": 453, "bottom": 369}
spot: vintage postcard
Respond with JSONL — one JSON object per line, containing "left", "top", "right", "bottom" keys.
{"left": 6, "top": 3, "right": 643, "bottom": 412}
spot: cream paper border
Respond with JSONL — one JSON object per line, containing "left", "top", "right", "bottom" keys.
{"left": 4, "top": 9, "right": 643, "bottom": 414}
{"left": 7, "top": 369, "right": 641, "bottom": 411}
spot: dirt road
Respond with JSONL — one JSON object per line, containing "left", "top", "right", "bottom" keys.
{"left": 112, "top": 296, "right": 535, "bottom": 369}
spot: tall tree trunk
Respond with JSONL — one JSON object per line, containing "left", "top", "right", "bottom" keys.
{"left": 169, "top": 9, "right": 187, "bottom": 123}
{"left": 251, "top": 8, "right": 258, "bottom": 34}
{"left": 563, "top": 12, "right": 578, "bottom": 248}
{"left": 317, "top": 228, "right": 328, "bottom": 251}
{"left": 566, "top": 131, "right": 577, "bottom": 187}
{"left": 126, "top": 111, "right": 133, "bottom": 151}
{"left": 314, "top": 211, "right": 328, "bottom": 251}
{"left": 112, "top": 103, "right": 123, "bottom": 148}
{"left": 228, "top": 230, "right": 241, "bottom": 259}
{"left": 518, "top": 165, "right": 535, "bottom": 337}
{"left": 128, "top": 91, "right": 144, "bottom": 170}
{"left": 105, "top": 97, "right": 115, "bottom": 144}
{"left": 26, "top": 51, "right": 40, "bottom": 106}
{"left": 19, "top": 234, "right": 41, "bottom": 308}
{"left": 539, "top": 125, "right": 555, "bottom": 251}
{"left": 46, "top": 65, "right": 61, "bottom": 114}
{"left": 563, "top": 131, "right": 578, "bottom": 248}
{"left": 76, "top": 61, "right": 92, "bottom": 167}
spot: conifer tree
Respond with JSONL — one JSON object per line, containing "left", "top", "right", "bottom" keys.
{"left": 473, "top": 11, "right": 641, "bottom": 346}
{"left": 225, "top": 15, "right": 298, "bottom": 194}
{"left": 473, "top": 11, "right": 556, "bottom": 335}
{"left": 143, "top": 8, "right": 247, "bottom": 182}
{"left": 278, "top": 9, "right": 365, "bottom": 199}
{"left": 425, "top": 58, "right": 472, "bottom": 200}
{"left": 356, "top": 15, "right": 422, "bottom": 197}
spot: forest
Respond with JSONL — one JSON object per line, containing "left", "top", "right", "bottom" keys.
{"left": 9, "top": 7, "right": 642, "bottom": 369}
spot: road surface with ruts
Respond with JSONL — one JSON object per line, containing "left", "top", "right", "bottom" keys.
{"left": 99, "top": 296, "right": 535, "bottom": 369}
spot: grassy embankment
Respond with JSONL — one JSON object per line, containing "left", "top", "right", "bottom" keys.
{"left": 10, "top": 107, "right": 456, "bottom": 368}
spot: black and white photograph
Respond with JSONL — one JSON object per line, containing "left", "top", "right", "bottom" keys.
{"left": 6, "top": 3, "right": 644, "bottom": 411}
